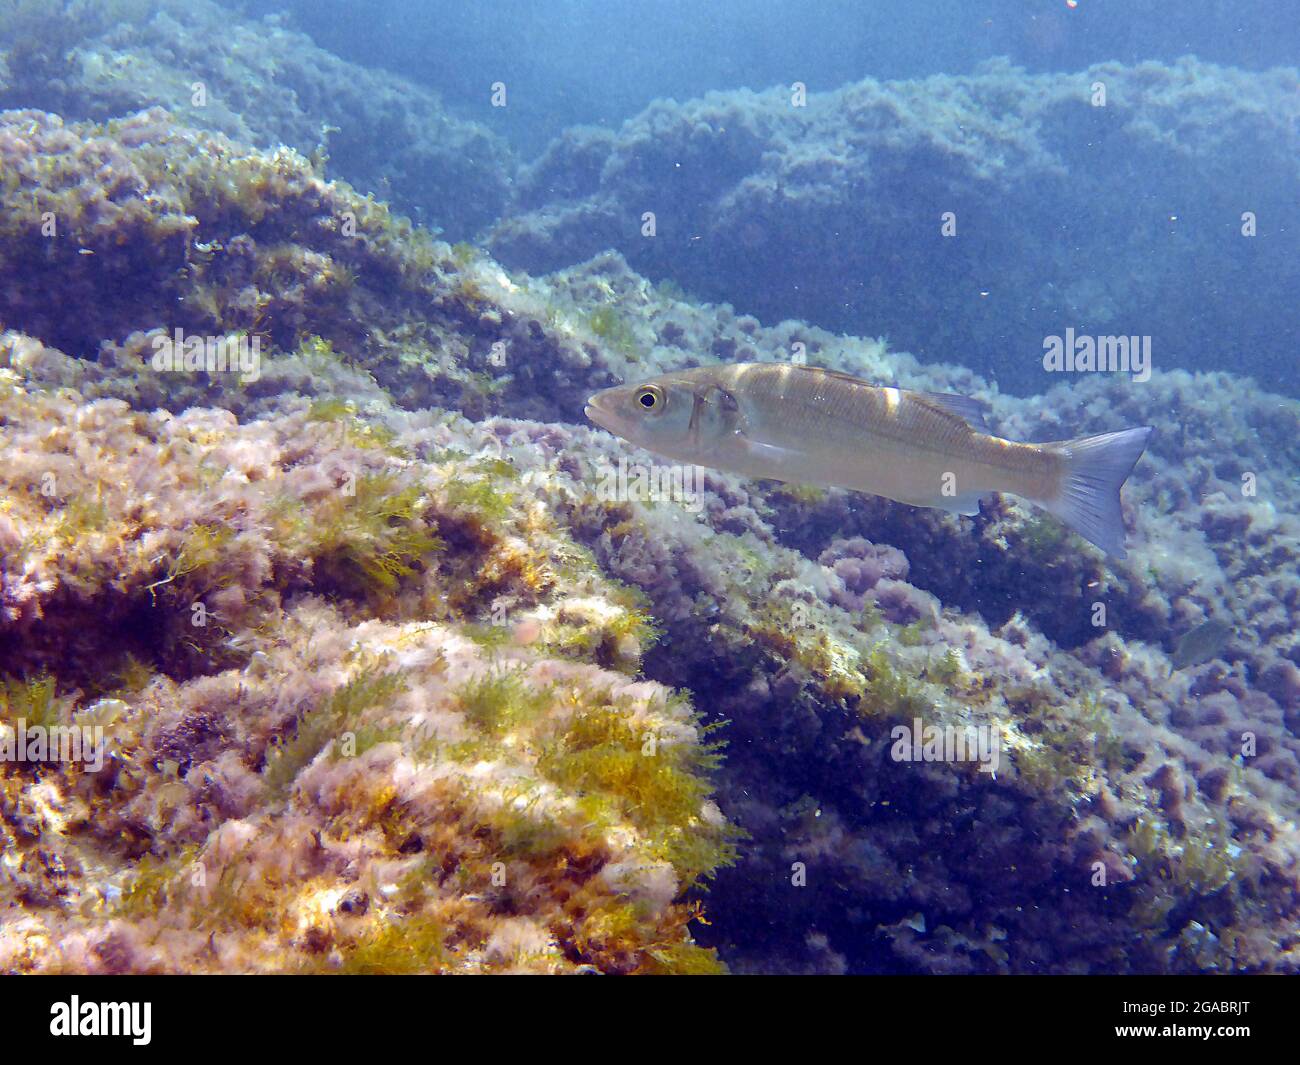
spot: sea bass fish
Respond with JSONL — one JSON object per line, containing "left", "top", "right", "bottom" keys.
{"left": 585, "top": 363, "right": 1153, "bottom": 559}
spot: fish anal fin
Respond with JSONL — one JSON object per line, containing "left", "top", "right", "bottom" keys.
{"left": 899, "top": 491, "right": 986, "bottom": 517}
{"left": 934, "top": 491, "right": 985, "bottom": 517}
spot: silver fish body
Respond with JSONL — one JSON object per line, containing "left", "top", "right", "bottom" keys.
{"left": 585, "top": 362, "right": 1152, "bottom": 559}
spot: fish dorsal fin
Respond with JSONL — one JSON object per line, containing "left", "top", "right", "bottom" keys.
{"left": 789, "top": 365, "right": 880, "bottom": 388}
{"left": 915, "top": 392, "right": 991, "bottom": 433}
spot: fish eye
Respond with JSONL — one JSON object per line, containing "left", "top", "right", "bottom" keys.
{"left": 635, "top": 385, "right": 665, "bottom": 411}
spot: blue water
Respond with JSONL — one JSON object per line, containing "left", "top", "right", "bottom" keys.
{"left": 238, "top": 0, "right": 1300, "bottom": 153}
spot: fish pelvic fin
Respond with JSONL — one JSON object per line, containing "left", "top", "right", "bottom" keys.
{"left": 1038, "top": 426, "right": 1153, "bottom": 560}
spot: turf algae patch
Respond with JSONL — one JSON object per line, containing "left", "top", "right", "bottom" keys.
{"left": 0, "top": 373, "right": 737, "bottom": 973}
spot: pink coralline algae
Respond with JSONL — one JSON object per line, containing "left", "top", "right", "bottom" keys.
{"left": 817, "top": 539, "right": 931, "bottom": 623}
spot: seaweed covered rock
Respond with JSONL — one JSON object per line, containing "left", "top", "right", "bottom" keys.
{"left": 0, "top": 0, "right": 513, "bottom": 237}
{"left": 0, "top": 108, "right": 417, "bottom": 353}
{"left": 0, "top": 107, "right": 608, "bottom": 421}
{"left": 0, "top": 364, "right": 736, "bottom": 974}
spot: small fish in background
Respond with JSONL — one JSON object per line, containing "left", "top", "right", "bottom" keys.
{"left": 1169, "top": 618, "right": 1235, "bottom": 675}
{"left": 586, "top": 363, "right": 1152, "bottom": 559}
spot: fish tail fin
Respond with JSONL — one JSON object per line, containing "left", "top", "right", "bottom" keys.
{"left": 1038, "top": 426, "right": 1152, "bottom": 560}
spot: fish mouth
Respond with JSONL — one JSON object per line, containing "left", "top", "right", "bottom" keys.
{"left": 584, "top": 394, "right": 618, "bottom": 433}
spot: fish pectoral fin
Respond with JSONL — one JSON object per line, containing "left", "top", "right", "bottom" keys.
{"left": 736, "top": 435, "right": 801, "bottom": 464}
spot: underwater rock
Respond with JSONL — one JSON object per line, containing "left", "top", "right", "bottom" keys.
{"left": 0, "top": 368, "right": 736, "bottom": 974}
{"left": 547, "top": 424, "right": 1300, "bottom": 973}
{"left": 0, "top": 0, "right": 514, "bottom": 239}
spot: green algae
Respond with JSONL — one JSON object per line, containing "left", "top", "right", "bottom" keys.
{"left": 296, "top": 335, "right": 351, "bottom": 371}
{"left": 1021, "top": 511, "right": 1070, "bottom": 558}
{"left": 116, "top": 844, "right": 201, "bottom": 919}
{"left": 452, "top": 668, "right": 552, "bottom": 735}
{"left": 449, "top": 242, "right": 478, "bottom": 269}
{"left": 587, "top": 306, "right": 643, "bottom": 359}
{"left": 49, "top": 492, "right": 113, "bottom": 544}
{"left": 539, "top": 584, "right": 662, "bottom": 670}
{"left": 264, "top": 665, "right": 409, "bottom": 795}
{"left": 1008, "top": 687, "right": 1126, "bottom": 793}
{"left": 147, "top": 522, "right": 238, "bottom": 602}
{"left": 641, "top": 941, "right": 728, "bottom": 975}
{"left": 443, "top": 470, "right": 516, "bottom": 524}
{"left": 0, "top": 672, "right": 63, "bottom": 729}
{"left": 858, "top": 643, "right": 930, "bottom": 718}
{"left": 537, "top": 692, "right": 737, "bottom": 887}
{"left": 748, "top": 594, "right": 939, "bottom": 715}
{"left": 573, "top": 897, "right": 726, "bottom": 974}
{"left": 332, "top": 912, "right": 452, "bottom": 975}
{"left": 926, "top": 647, "right": 966, "bottom": 684}
{"left": 308, "top": 474, "right": 443, "bottom": 599}
{"left": 461, "top": 622, "right": 516, "bottom": 651}
{"left": 896, "top": 617, "right": 933, "bottom": 646}
{"left": 102, "top": 654, "right": 157, "bottom": 699}
{"left": 306, "top": 396, "right": 404, "bottom": 454}
{"left": 491, "top": 790, "right": 574, "bottom": 858}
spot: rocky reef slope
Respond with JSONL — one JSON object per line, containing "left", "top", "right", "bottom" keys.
{"left": 0, "top": 0, "right": 513, "bottom": 238}
{"left": 1, "top": 106, "right": 1298, "bottom": 973}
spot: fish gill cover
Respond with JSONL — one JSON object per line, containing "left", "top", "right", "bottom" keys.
{"left": 0, "top": 0, "right": 1296, "bottom": 981}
